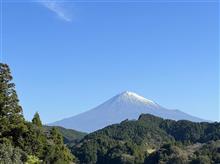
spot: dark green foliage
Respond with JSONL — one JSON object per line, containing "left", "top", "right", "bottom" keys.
{"left": 43, "top": 127, "right": 75, "bottom": 164}
{"left": 190, "top": 140, "right": 220, "bottom": 164}
{"left": 44, "top": 125, "right": 87, "bottom": 145}
{"left": 72, "top": 115, "right": 174, "bottom": 163}
{"left": 0, "top": 142, "right": 27, "bottom": 164}
{"left": 160, "top": 120, "right": 220, "bottom": 143}
{"left": 104, "top": 142, "right": 145, "bottom": 164}
{"left": 144, "top": 144, "right": 188, "bottom": 164}
{"left": 21, "top": 122, "right": 47, "bottom": 158}
{"left": 145, "top": 140, "right": 220, "bottom": 164}
{"left": 32, "top": 112, "right": 42, "bottom": 128}
{"left": 72, "top": 114, "right": 220, "bottom": 164}
{"left": 0, "top": 63, "right": 26, "bottom": 142}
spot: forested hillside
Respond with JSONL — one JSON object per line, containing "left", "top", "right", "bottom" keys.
{"left": 44, "top": 125, "right": 87, "bottom": 146}
{"left": 71, "top": 114, "right": 220, "bottom": 164}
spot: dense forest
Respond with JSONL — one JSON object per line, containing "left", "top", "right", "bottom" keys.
{"left": 0, "top": 63, "right": 220, "bottom": 164}
{"left": 71, "top": 114, "right": 220, "bottom": 164}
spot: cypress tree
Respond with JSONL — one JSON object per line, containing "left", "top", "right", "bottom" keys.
{"left": 0, "top": 63, "right": 24, "bottom": 137}
{"left": 32, "top": 112, "right": 42, "bottom": 128}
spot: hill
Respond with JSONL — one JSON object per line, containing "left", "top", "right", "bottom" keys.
{"left": 71, "top": 114, "right": 220, "bottom": 164}
{"left": 44, "top": 125, "right": 87, "bottom": 144}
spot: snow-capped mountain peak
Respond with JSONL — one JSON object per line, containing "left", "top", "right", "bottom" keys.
{"left": 50, "top": 91, "right": 205, "bottom": 133}
{"left": 117, "top": 91, "right": 157, "bottom": 105}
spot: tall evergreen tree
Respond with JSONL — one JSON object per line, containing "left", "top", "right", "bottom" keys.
{"left": 32, "top": 112, "right": 42, "bottom": 128}
{"left": 0, "top": 63, "right": 25, "bottom": 138}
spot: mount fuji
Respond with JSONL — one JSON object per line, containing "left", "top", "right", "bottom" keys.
{"left": 50, "top": 91, "right": 204, "bottom": 132}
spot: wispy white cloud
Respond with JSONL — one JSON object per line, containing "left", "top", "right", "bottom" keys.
{"left": 38, "top": 0, "right": 72, "bottom": 22}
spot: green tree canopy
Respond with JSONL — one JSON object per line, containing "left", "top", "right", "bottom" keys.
{"left": 0, "top": 63, "right": 26, "bottom": 140}
{"left": 32, "top": 112, "right": 42, "bottom": 128}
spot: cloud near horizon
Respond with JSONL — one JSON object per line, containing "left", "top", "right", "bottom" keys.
{"left": 37, "top": 0, "right": 72, "bottom": 22}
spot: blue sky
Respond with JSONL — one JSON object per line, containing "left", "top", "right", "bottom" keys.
{"left": 1, "top": 0, "right": 219, "bottom": 123}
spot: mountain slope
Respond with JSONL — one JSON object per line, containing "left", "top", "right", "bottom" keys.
{"left": 50, "top": 91, "right": 204, "bottom": 132}
{"left": 44, "top": 126, "right": 87, "bottom": 144}
{"left": 71, "top": 114, "right": 220, "bottom": 164}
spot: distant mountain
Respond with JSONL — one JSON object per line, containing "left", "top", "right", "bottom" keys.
{"left": 50, "top": 91, "right": 205, "bottom": 132}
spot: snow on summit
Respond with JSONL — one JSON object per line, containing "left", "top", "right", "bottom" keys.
{"left": 50, "top": 91, "right": 205, "bottom": 133}
{"left": 117, "top": 91, "right": 157, "bottom": 105}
